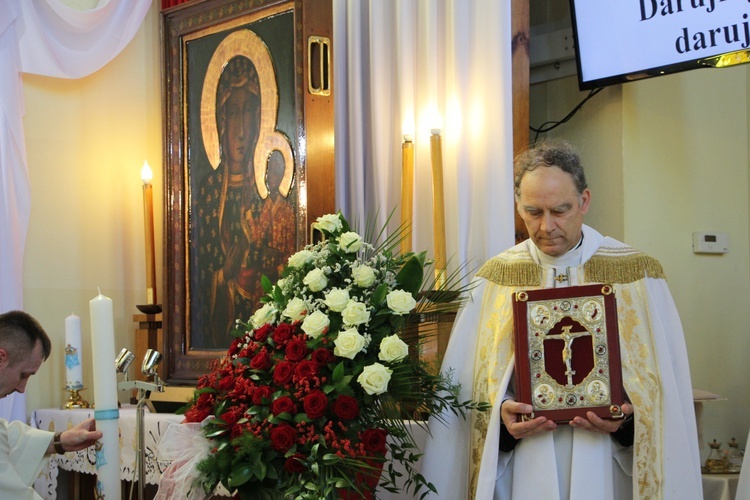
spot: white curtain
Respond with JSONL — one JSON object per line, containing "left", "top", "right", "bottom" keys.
{"left": 0, "top": 0, "right": 151, "bottom": 421}
{"left": 333, "top": 0, "right": 516, "bottom": 277}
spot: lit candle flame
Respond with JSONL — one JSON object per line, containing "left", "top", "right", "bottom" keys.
{"left": 140, "top": 161, "right": 153, "bottom": 184}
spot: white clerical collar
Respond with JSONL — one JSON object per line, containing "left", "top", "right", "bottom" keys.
{"left": 535, "top": 233, "right": 585, "bottom": 268}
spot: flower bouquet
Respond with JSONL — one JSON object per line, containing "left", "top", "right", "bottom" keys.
{"left": 179, "top": 213, "right": 488, "bottom": 499}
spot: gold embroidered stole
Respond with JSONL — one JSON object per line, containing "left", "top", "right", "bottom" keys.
{"left": 469, "top": 245, "right": 666, "bottom": 499}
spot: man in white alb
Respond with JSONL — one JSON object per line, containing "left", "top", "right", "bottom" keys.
{"left": 0, "top": 310, "right": 102, "bottom": 498}
{"left": 420, "top": 139, "right": 701, "bottom": 499}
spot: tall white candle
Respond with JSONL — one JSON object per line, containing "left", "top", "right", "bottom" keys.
{"left": 89, "top": 290, "right": 121, "bottom": 500}
{"left": 64, "top": 314, "right": 83, "bottom": 390}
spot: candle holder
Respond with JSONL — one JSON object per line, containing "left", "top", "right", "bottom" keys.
{"left": 136, "top": 303, "right": 162, "bottom": 315}
{"left": 64, "top": 388, "right": 90, "bottom": 409}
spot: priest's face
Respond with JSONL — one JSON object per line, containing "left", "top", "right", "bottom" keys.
{"left": 517, "top": 165, "right": 590, "bottom": 257}
{"left": 0, "top": 341, "right": 44, "bottom": 398}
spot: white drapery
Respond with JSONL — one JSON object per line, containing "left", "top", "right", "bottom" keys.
{"left": 333, "top": 0, "right": 516, "bottom": 277}
{"left": 0, "top": 0, "right": 151, "bottom": 421}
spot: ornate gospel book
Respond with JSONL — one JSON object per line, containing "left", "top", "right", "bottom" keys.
{"left": 512, "top": 284, "right": 625, "bottom": 423}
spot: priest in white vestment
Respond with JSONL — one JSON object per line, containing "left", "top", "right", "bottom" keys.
{"left": 420, "top": 139, "right": 702, "bottom": 499}
{"left": 0, "top": 311, "right": 102, "bottom": 498}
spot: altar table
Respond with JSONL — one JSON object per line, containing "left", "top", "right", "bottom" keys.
{"left": 31, "top": 407, "right": 433, "bottom": 499}
{"left": 30, "top": 405, "right": 183, "bottom": 499}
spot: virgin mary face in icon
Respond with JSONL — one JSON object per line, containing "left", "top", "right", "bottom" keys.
{"left": 217, "top": 57, "right": 260, "bottom": 175}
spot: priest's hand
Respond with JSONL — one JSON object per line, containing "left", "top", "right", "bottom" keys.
{"left": 47, "top": 418, "right": 104, "bottom": 455}
{"left": 501, "top": 399, "right": 556, "bottom": 439}
{"left": 569, "top": 403, "right": 634, "bottom": 434}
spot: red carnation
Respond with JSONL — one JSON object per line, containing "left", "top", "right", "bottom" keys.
{"left": 332, "top": 395, "right": 360, "bottom": 420}
{"left": 271, "top": 396, "right": 297, "bottom": 416}
{"left": 361, "top": 428, "right": 388, "bottom": 455}
{"left": 303, "top": 390, "right": 328, "bottom": 419}
{"left": 183, "top": 405, "right": 210, "bottom": 423}
{"left": 284, "top": 454, "right": 307, "bottom": 474}
{"left": 254, "top": 324, "right": 273, "bottom": 342}
{"left": 269, "top": 423, "right": 298, "bottom": 452}
{"left": 273, "top": 361, "right": 295, "bottom": 385}
{"left": 252, "top": 385, "right": 272, "bottom": 405}
{"left": 311, "top": 347, "right": 335, "bottom": 365}
{"left": 227, "top": 377, "right": 255, "bottom": 401}
{"left": 294, "top": 360, "right": 319, "bottom": 380}
{"left": 272, "top": 323, "right": 295, "bottom": 346}
{"left": 285, "top": 339, "right": 308, "bottom": 362}
{"left": 249, "top": 349, "right": 272, "bottom": 371}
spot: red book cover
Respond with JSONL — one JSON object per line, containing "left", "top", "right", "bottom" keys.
{"left": 512, "top": 284, "right": 625, "bottom": 423}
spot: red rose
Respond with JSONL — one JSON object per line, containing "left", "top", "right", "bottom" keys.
{"left": 254, "top": 324, "right": 273, "bottom": 342}
{"left": 249, "top": 349, "right": 272, "bottom": 371}
{"left": 311, "top": 347, "right": 335, "bottom": 365}
{"left": 269, "top": 423, "right": 298, "bottom": 452}
{"left": 272, "top": 323, "right": 295, "bottom": 346}
{"left": 285, "top": 339, "right": 308, "bottom": 362}
{"left": 332, "top": 395, "right": 360, "bottom": 420}
{"left": 271, "top": 396, "right": 297, "bottom": 416}
{"left": 284, "top": 454, "right": 307, "bottom": 473}
{"left": 218, "top": 374, "right": 235, "bottom": 392}
{"left": 252, "top": 385, "right": 272, "bottom": 405}
{"left": 227, "top": 337, "right": 242, "bottom": 357}
{"left": 238, "top": 341, "right": 259, "bottom": 359}
{"left": 219, "top": 405, "right": 245, "bottom": 427}
{"left": 361, "top": 428, "right": 388, "bottom": 455}
{"left": 303, "top": 390, "right": 328, "bottom": 419}
{"left": 273, "top": 361, "right": 295, "bottom": 385}
{"left": 294, "top": 360, "right": 318, "bottom": 380}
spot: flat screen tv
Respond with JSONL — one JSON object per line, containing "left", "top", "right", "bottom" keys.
{"left": 569, "top": 0, "right": 750, "bottom": 89}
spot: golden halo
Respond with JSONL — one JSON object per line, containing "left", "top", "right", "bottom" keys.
{"left": 201, "top": 29, "right": 294, "bottom": 199}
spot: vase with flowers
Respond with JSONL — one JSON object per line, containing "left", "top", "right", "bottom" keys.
{"left": 175, "top": 213, "right": 489, "bottom": 499}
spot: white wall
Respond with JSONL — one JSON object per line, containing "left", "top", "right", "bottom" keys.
{"left": 21, "top": 2, "right": 163, "bottom": 413}
{"left": 531, "top": 65, "right": 750, "bottom": 459}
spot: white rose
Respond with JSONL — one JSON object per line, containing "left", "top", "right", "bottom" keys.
{"left": 357, "top": 363, "right": 393, "bottom": 395}
{"left": 341, "top": 300, "right": 370, "bottom": 326}
{"left": 386, "top": 289, "right": 417, "bottom": 315}
{"left": 378, "top": 334, "right": 409, "bottom": 363}
{"left": 301, "top": 310, "right": 330, "bottom": 339}
{"left": 250, "top": 303, "right": 277, "bottom": 328}
{"left": 338, "top": 231, "right": 363, "bottom": 253}
{"left": 303, "top": 268, "right": 328, "bottom": 292}
{"left": 323, "top": 288, "right": 350, "bottom": 312}
{"left": 277, "top": 278, "right": 287, "bottom": 289}
{"left": 314, "top": 214, "right": 343, "bottom": 233}
{"left": 282, "top": 297, "right": 308, "bottom": 322}
{"left": 288, "top": 249, "right": 314, "bottom": 268}
{"left": 352, "top": 265, "right": 376, "bottom": 288}
{"left": 333, "top": 328, "right": 366, "bottom": 359}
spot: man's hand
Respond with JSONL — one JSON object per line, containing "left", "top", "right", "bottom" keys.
{"left": 501, "top": 399, "right": 556, "bottom": 439}
{"left": 48, "top": 418, "right": 103, "bottom": 454}
{"left": 569, "top": 403, "right": 634, "bottom": 434}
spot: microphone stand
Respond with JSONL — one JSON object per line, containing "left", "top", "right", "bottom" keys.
{"left": 118, "top": 377, "right": 164, "bottom": 500}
